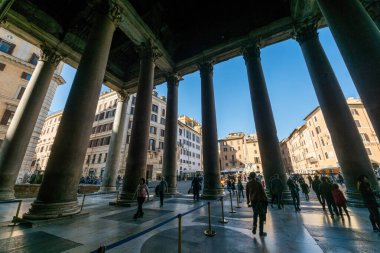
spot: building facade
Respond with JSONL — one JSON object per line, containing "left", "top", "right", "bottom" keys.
{"left": 218, "top": 132, "right": 262, "bottom": 174}
{"left": 281, "top": 98, "right": 380, "bottom": 174}
{"left": 0, "top": 28, "right": 65, "bottom": 182}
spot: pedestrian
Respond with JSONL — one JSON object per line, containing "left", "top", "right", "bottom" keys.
{"left": 133, "top": 178, "right": 149, "bottom": 219}
{"left": 287, "top": 177, "right": 301, "bottom": 212}
{"left": 312, "top": 175, "right": 325, "bottom": 210}
{"left": 357, "top": 175, "right": 380, "bottom": 232}
{"left": 331, "top": 183, "right": 350, "bottom": 219}
{"left": 237, "top": 178, "right": 244, "bottom": 202}
{"left": 270, "top": 174, "right": 284, "bottom": 209}
{"left": 319, "top": 176, "right": 339, "bottom": 218}
{"left": 226, "top": 178, "right": 232, "bottom": 193}
{"left": 337, "top": 173, "right": 344, "bottom": 185}
{"left": 158, "top": 177, "right": 168, "bottom": 207}
{"left": 307, "top": 175, "right": 313, "bottom": 188}
{"left": 246, "top": 172, "right": 268, "bottom": 237}
{"left": 231, "top": 178, "right": 236, "bottom": 196}
{"left": 192, "top": 175, "right": 201, "bottom": 201}
{"left": 300, "top": 180, "right": 310, "bottom": 201}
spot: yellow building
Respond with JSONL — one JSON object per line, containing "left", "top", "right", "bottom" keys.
{"left": 281, "top": 98, "right": 380, "bottom": 174}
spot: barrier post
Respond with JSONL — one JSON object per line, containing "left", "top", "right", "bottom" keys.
{"left": 203, "top": 202, "right": 216, "bottom": 237}
{"left": 178, "top": 214, "right": 182, "bottom": 253}
{"left": 116, "top": 191, "right": 119, "bottom": 205}
{"left": 219, "top": 197, "right": 228, "bottom": 224}
{"left": 9, "top": 200, "right": 22, "bottom": 226}
{"left": 229, "top": 191, "right": 236, "bottom": 213}
{"left": 236, "top": 192, "right": 241, "bottom": 208}
{"left": 80, "top": 195, "right": 86, "bottom": 212}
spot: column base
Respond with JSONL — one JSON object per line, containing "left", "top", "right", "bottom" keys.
{"left": 23, "top": 200, "right": 81, "bottom": 220}
{"left": 99, "top": 186, "right": 117, "bottom": 193}
{"left": 201, "top": 188, "right": 225, "bottom": 200}
{"left": 265, "top": 189, "right": 293, "bottom": 205}
{"left": 0, "top": 189, "right": 15, "bottom": 200}
{"left": 166, "top": 187, "right": 180, "bottom": 195}
{"left": 346, "top": 190, "right": 366, "bottom": 207}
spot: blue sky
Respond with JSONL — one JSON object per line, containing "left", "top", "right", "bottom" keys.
{"left": 50, "top": 27, "right": 359, "bottom": 140}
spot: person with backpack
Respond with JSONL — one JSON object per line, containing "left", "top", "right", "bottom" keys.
{"left": 158, "top": 177, "right": 168, "bottom": 207}
{"left": 331, "top": 183, "right": 350, "bottom": 219}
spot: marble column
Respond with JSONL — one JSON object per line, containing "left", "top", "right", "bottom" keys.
{"left": 317, "top": 0, "right": 380, "bottom": 141}
{"left": 0, "top": 46, "right": 62, "bottom": 200}
{"left": 199, "top": 62, "right": 223, "bottom": 199}
{"left": 242, "top": 45, "right": 289, "bottom": 193}
{"left": 295, "top": 24, "right": 379, "bottom": 203}
{"left": 100, "top": 91, "right": 129, "bottom": 192}
{"left": 119, "top": 44, "right": 158, "bottom": 204}
{"left": 162, "top": 74, "right": 180, "bottom": 194}
{"left": 23, "top": 1, "right": 120, "bottom": 219}
{"left": 361, "top": 0, "right": 380, "bottom": 29}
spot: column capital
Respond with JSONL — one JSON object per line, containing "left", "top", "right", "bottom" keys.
{"left": 97, "top": 0, "right": 122, "bottom": 26}
{"left": 39, "top": 45, "right": 64, "bottom": 67}
{"left": 166, "top": 73, "right": 182, "bottom": 86}
{"left": 197, "top": 61, "right": 214, "bottom": 77}
{"left": 117, "top": 90, "right": 130, "bottom": 102}
{"left": 242, "top": 44, "right": 261, "bottom": 62}
{"left": 293, "top": 22, "right": 319, "bottom": 44}
{"left": 136, "top": 42, "right": 162, "bottom": 62}
{"left": 361, "top": 0, "right": 380, "bottom": 21}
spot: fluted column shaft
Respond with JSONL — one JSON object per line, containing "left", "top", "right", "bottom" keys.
{"left": 100, "top": 92, "right": 129, "bottom": 192}
{"left": 119, "top": 45, "right": 157, "bottom": 202}
{"left": 24, "top": 1, "right": 120, "bottom": 219}
{"left": 162, "top": 75, "right": 180, "bottom": 194}
{"left": 243, "top": 46, "right": 288, "bottom": 190}
{"left": 199, "top": 62, "right": 223, "bottom": 199}
{"left": 317, "top": 0, "right": 380, "bottom": 140}
{"left": 0, "top": 47, "right": 61, "bottom": 200}
{"left": 296, "top": 26, "right": 379, "bottom": 200}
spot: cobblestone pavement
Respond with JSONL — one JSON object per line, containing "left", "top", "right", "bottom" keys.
{"left": 1, "top": 185, "right": 379, "bottom": 253}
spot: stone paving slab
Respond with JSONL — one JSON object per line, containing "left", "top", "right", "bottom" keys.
{"left": 102, "top": 208, "right": 173, "bottom": 224}
{"left": 0, "top": 231, "right": 81, "bottom": 253}
{"left": 165, "top": 198, "right": 202, "bottom": 205}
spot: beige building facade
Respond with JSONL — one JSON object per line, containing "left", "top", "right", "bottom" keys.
{"left": 219, "top": 132, "right": 262, "bottom": 174}
{"left": 281, "top": 98, "right": 380, "bottom": 174}
{"left": 0, "top": 28, "right": 65, "bottom": 182}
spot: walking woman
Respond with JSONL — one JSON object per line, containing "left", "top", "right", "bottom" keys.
{"left": 134, "top": 178, "right": 149, "bottom": 219}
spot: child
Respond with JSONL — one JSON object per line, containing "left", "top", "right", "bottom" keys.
{"left": 331, "top": 183, "right": 350, "bottom": 219}
{"left": 300, "top": 181, "right": 310, "bottom": 201}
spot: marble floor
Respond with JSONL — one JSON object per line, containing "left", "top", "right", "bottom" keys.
{"left": 0, "top": 189, "right": 379, "bottom": 253}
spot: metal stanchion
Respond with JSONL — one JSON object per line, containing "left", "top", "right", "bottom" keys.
{"left": 203, "top": 202, "right": 216, "bottom": 237}
{"left": 236, "top": 191, "right": 241, "bottom": 208}
{"left": 80, "top": 195, "right": 86, "bottom": 212}
{"left": 178, "top": 214, "right": 182, "bottom": 253}
{"left": 219, "top": 197, "right": 228, "bottom": 224}
{"left": 9, "top": 200, "right": 22, "bottom": 226}
{"left": 116, "top": 191, "right": 119, "bottom": 205}
{"left": 229, "top": 191, "right": 236, "bottom": 213}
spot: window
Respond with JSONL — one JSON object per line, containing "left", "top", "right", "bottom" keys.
{"left": 224, "top": 155, "right": 227, "bottom": 160}
{"left": 98, "top": 154, "right": 102, "bottom": 163}
{"left": 104, "top": 153, "right": 108, "bottom": 162}
{"left": 29, "top": 53, "right": 39, "bottom": 65}
{"left": 86, "top": 155, "right": 90, "bottom": 164}
{"left": 0, "top": 63, "right": 5, "bottom": 71}
{"left": 320, "top": 138, "right": 325, "bottom": 146}
{"left": 366, "top": 148, "right": 372, "bottom": 155}
{"left": 315, "top": 142, "right": 318, "bottom": 148}
{"left": 161, "top": 109, "right": 166, "bottom": 117}
{"left": 160, "top": 118, "right": 166, "bottom": 125}
{"left": 0, "top": 39, "right": 15, "bottom": 54}
{"left": 315, "top": 126, "right": 321, "bottom": 134}
{"left": 150, "top": 126, "right": 157, "bottom": 134}
{"left": 230, "top": 147, "right": 234, "bottom": 151}
{"left": 314, "top": 116, "right": 317, "bottom": 122}
{"left": 128, "top": 120, "right": 133, "bottom": 129}
{"left": 160, "top": 129, "right": 165, "bottom": 137}
{"left": 151, "top": 114, "right": 157, "bottom": 122}
{"left": 360, "top": 133, "right": 370, "bottom": 142}
{"left": 179, "top": 129, "right": 182, "bottom": 136}
{"left": 238, "top": 146, "right": 240, "bottom": 150}
{"left": 132, "top": 96, "right": 136, "bottom": 105}
{"left": 254, "top": 157, "right": 260, "bottom": 164}
{"left": 92, "top": 154, "right": 96, "bottom": 164}
{"left": 99, "top": 112, "right": 105, "bottom": 120}
{"left": 21, "top": 72, "right": 32, "bottom": 81}
{"left": 223, "top": 148, "right": 227, "bottom": 152}
{"left": 0, "top": 109, "right": 14, "bottom": 125}
{"left": 159, "top": 141, "right": 164, "bottom": 149}
{"left": 130, "top": 107, "right": 135, "bottom": 114}
{"left": 152, "top": 104, "right": 158, "bottom": 113}
{"left": 104, "top": 136, "right": 111, "bottom": 145}
{"left": 354, "top": 120, "right": 361, "bottom": 127}
{"left": 149, "top": 139, "right": 156, "bottom": 151}
{"left": 225, "top": 163, "right": 229, "bottom": 166}
{"left": 325, "top": 152, "right": 329, "bottom": 159}
{"left": 350, "top": 108, "right": 359, "bottom": 115}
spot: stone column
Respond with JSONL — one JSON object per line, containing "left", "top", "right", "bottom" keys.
{"left": 0, "top": 46, "right": 62, "bottom": 200}
{"left": 242, "top": 45, "right": 289, "bottom": 193}
{"left": 295, "top": 25, "right": 380, "bottom": 202}
{"left": 198, "top": 62, "right": 223, "bottom": 199}
{"left": 100, "top": 91, "right": 129, "bottom": 192}
{"left": 361, "top": 0, "right": 380, "bottom": 29}
{"left": 23, "top": 1, "right": 120, "bottom": 219}
{"left": 162, "top": 74, "right": 180, "bottom": 194}
{"left": 118, "top": 44, "right": 158, "bottom": 204}
{"left": 0, "top": 0, "right": 14, "bottom": 21}
{"left": 317, "top": 0, "right": 380, "bottom": 141}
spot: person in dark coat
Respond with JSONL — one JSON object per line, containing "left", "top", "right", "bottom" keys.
{"left": 331, "top": 183, "right": 350, "bottom": 219}
{"left": 237, "top": 178, "right": 244, "bottom": 202}
{"left": 191, "top": 175, "right": 202, "bottom": 201}
{"left": 319, "top": 176, "right": 339, "bottom": 218}
{"left": 300, "top": 181, "right": 310, "bottom": 201}
{"left": 246, "top": 172, "right": 268, "bottom": 237}
{"left": 287, "top": 177, "right": 301, "bottom": 212}
{"left": 270, "top": 174, "right": 284, "bottom": 209}
{"left": 307, "top": 175, "right": 313, "bottom": 188}
{"left": 312, "top": 175, "right": 325, "bottom": 210}
{"left": 358, "top": 175, "right": 380, "bottom": 231}
{"left": 158, "top": 177, "right": 168, "bottom": 207}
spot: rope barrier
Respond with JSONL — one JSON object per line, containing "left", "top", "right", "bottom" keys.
{"left": 80, "top": 191, "right": 119, "bottom": 212}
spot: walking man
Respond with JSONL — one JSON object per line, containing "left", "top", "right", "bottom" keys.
{"left": 158, "top": 177, "right": 168, "bottom": 207}
{"left": 312, "top": 175, "right": 325, "bottom": 210}
{"left": 270, "top": 174, "right": 284, "bottom": 209}
{"left": 320, "top": 176, "right": 339, "bottom": 218}
{"left": 287, "top": 177, "right": 301, "bottom": 212}
{"left": 246, "top": 172, "right": 268, "bottom": 237}
{"left": 192, "top": 175, "right": 202, "bottom": 201}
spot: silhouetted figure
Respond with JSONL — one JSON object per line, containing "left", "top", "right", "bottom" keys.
{"left": 158, "top": 177, "right": 168, "bottom": 207}
{"left": 331, "top": 183, "right": 350, "bottom": 219}
{"left": 270, "top": 174, "right": 284, "bottom": 209}
{"left": 358, "top": 175, "right": 380, "bottom": 232}
{"left": 192, "top": 175, "right": 202, "bottom": 201}
{"left": 320, "top": 176, "right": 339, "bottom": 218}
{"left": 287, "top": 177, "right": 301, "bottom": 212}
{"left": 312, "top": 175, "right": 325, "bottom": 210}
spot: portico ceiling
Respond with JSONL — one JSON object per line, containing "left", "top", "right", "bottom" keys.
{"left": 2, "top": 0, "right": 321, "bottom": 92}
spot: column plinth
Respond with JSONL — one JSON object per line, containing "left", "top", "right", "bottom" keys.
{"left": 100, "top": 91, "right": 129, "bottom": 193}
{"left": 162, "top": 74, "right": 180, "bottom": 194}
{"left": 242, "top": 45, "right": 291, "bottom": 203}
{"left": 295, "top": 24, "right": 379, "bottom": 202}
{"left": 0, "top": 46, "right": 62, "bottom": 200}
{"left": 317, "top": 0, "right": 380, "bottom": 143}
{"left": 199, "top": 62, "right": 224, "bottom": 199}
{"left": 23, "top": 2, "right": 120, "bottom": 219}
{"left": 118, "top": 44, "right": 158, "bottom": 204}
